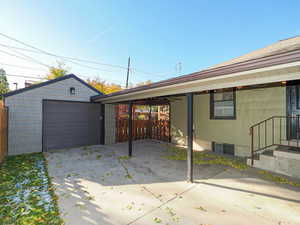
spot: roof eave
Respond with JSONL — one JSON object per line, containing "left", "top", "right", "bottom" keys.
{"left": 92, "top": 49, "right": 300, "bottom": 102}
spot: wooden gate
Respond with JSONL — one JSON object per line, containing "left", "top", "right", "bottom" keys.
{"left": 0, "top": 101, "right": 8, "bottom": 163}
{"left": 116, "top": 119, "right": 170, "bottom": 142}
{"left": 116, "top": 104, "right": 170, "bottom": 142}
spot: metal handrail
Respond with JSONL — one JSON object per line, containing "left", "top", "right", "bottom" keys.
{"left": 250, "top": 115, "right": 300, "bottom": 166}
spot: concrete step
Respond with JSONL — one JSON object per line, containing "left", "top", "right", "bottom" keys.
{"left": 246, "top": 149, "right": 273, "bottom": 166}
{"left": 255, "top": 154, "right": 276, "bottom": 171}
{"left": 281, "top": 140, "right": 300, "bottom": 147}
{"left": 261, "top": 149, "right": 274, "bottom": 156}
{"left": 274, "top": 149, "right": 300, "bottom": 160}
{"left": 246, "top": 158, "right": 260, "bottom": 166}
{"left": 248, "top": 148, "right": 300, "bottom": 178}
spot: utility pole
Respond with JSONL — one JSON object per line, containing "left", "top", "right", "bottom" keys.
{"left": 13, "top": 82, "right": 18, "bottom": 90}
{"left": 126, "top": 57, "right": 131, "bottom": 88}
{"left": 176, "top": 62, "right": 182, "bottom": 75}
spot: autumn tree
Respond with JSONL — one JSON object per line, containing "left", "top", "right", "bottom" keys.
{"left": 87, "top": 77, "right": 122, "bottom": 94}
{"left": 127, "top": 80, "right": 152, "bottom": 89}
{"left": 135, "top": 80, "right": 152, "bottom": 87}
{"left": 0, "top": 68, "right": 9, "bottom": 99}
{"left": 46, "top": 61, "right": 68, "bottom": 80}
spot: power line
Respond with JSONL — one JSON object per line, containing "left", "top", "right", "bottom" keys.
{"left": 10, "top": 49, "right": 52, "bottom": 68}
{"left": 0, "top": 62, "right": 47, "bottom": 72}
{"left": 0, "top": 49, "right": 126, "bottom": 85}
{"left": 0, "top": 33, "right": 179, "bottom": 85}
{"left": 0, "top": 49, "right": 51, "bottom": 68}
{"left": 0, "top": 47, "right": 157, "bottom": 85}
{"left": 55, "top": 57, "right": 123, "bottom": 73}
{"left": 9, "top": 72, "right": 126, "bottom": 87}
{"left": 0, "top": 35, "right": 171, "bottom": 78}
{"left": 6, "top": 73, "right": 45, "bottom": 80}
{"left": 0, "top": 43, "right": 38, "bottom": 53}
{"left": 0, "top": 43, "right": 130, "bottom": 74}
{"left": 0, "top": 47, "right": 127, "bottom": 82}
{"left": 0, "top": 33, "right": 128, "bottom": 69}
{"left": 5, "top": 73, "right": 126, "bottom": 88}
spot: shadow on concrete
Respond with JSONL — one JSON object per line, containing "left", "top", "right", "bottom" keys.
{"left": 196, "top": 181, "right": 300, "bottom": 204}
{"left": 46, "top": 140, "right": 300, "bottom": 224}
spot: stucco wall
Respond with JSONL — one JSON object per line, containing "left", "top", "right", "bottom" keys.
{"left": 5, "top": 77, "right": 99, "bottom": 155}
{"left": 171, "top": 86, "right": 286, "bottom": 156}
{"left": 105, "top": 104, "right": 116, "bottom": 144}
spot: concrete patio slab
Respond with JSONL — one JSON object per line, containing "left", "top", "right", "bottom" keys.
{"left": 46, "top": 140, "right": 300, "bottom": 225}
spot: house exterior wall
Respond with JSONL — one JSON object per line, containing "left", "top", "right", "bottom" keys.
{"left": 170, "top": 86, "right": 286, "bottom": 157}
{"left": 4, "top": 77, "right": 99, "bottom": 155}
{"left": 105, "top": 104, "right": 116, "bottom": 144}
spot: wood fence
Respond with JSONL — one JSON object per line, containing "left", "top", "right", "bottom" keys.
{"left": 0, "top": 101, "right": 8, "bottom": 163}
{"left": 116, "top": 119, "right": 170, "bottom": 143}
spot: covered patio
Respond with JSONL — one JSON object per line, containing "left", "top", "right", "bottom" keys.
{"left": 46, "top": 140, "right": 300, "bottom": 225}
{"left": 98, "top": 93, "right": 197, "bottom": 182}
{"left": 92, "top": 48, "right": 300, "bottom": 183}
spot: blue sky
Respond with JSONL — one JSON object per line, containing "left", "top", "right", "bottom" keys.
{"left": 0, "top": 0, "right": 300, "bottom": 89}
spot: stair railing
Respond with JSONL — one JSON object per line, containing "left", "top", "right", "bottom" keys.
{"left": 250, "top": 115, "right": 300, "bottom": 165}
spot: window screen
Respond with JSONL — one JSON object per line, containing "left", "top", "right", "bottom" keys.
{"left": 211, "top": 89, "right": 236, "bottom": 119}
{"left": 212, "top": 142, "right": 235, "bottom": 155}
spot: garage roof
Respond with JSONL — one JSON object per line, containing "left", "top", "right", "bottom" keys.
{"left": 3, "top": 74, "right": 103, "bottom": 97}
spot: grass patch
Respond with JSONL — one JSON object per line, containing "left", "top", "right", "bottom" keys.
{"left": 153, "top": 217, "right": 162, "bottom": 223}
{"left": 195, "top": 206, "right": 207, "bottom": 212}
{"left": 162, "top": 145, "right": 248, "bottom": 170}
{"left": 118, "top": 155, "right": 131, "bottom": 160}
{"left": 124, "top": 174, "right": 133, "bottom": 179}
{"left": 259, "top": 170, "right": 300, "bottom": 187}
{"left": 163, "top": 145, "right": 300, "bottom": 188}
{"left": 0, "top": 153, "right": 63, "bottom": 225}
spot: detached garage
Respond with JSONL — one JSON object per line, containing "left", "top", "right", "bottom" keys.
{"left": 4, "top": 74, "right": 104, "bottom": 155}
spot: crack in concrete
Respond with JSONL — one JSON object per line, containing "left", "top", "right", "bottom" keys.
{"left": 126, "top": 183, "right": 198, "bottom": 225}
{"left": 125, "top": 162, "right": 229, "bottom": 225}
{"left": 111, "top": 149, "right": 162, "bottom": 202}
{"left": 110, "top": 146, "right": 270, "bottom": 225}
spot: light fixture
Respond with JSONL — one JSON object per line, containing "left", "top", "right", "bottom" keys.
{"left": 70, "top": 87, "right": 75, "bottom": 95}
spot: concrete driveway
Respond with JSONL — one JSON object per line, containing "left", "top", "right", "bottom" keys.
{"left": 46, "top": 141, "right": 300, "bottom": 225}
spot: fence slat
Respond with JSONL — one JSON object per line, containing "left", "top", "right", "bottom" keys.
{"left": 0, "top": 101, "right": 8, "bottom": 163}
{"left": 116, "top": 119, "right": 170, "bottom": 142}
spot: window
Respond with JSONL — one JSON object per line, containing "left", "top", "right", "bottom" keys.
{"left": 210, "top": 89, "right": 236, "bottom": 119}
{"left": 212, "top": 142, "right": 235, "bottom": 155}
{"left": 296, "top": 85, "right": 300, "bottom": 109}
{"left": 70, "top": 87, "right": 76, "bottom": 95}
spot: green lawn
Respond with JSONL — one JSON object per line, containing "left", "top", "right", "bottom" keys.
{"left": 0, "top": 153, "right": 63, "bottom": 225}
{"left": 162, "top": 144, "right": 248, "bottom": 170}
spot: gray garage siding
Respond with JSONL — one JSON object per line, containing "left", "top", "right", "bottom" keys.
{"left": 5, "top": 77, "right": 99, "bottom": 155}
{"left": 105, "top": 104, "right": 116, "bottom": 144}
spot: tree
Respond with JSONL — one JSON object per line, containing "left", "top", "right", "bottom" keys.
{"left": 87, "top": 77, "right": 122, "bottom": 94}
{"left": 46, "top": 61, "right": 68, "bottom": 80}
{"left": 127, "top": 80, "right": 152, "bottom": 89}
{"left": 0, "top": 68, "right": 9, "bottom": 99}
{"left": 135, "top": 80, "right": 152, "bottom": 87}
